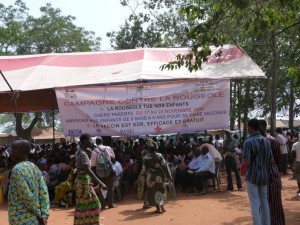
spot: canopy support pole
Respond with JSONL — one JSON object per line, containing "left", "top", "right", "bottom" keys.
{"left": 52, "top": 89, "right": 55, "bottom": 145}
{"left": 0, "top": 70, "right": 19, "bottom": 138}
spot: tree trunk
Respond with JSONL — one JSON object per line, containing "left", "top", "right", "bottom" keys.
{"left": 15, "top": 112, "right": 41, "bottom": 141}
{"left": 15, "top": 113, "right": 24, "bottom": 138}
{"left": 289, "top": 78, "right": 294, "bottom": 130}
{"left": 242, "top": 79, "right": 250, "bottom": 137}
{"left": 237, "top": 80, "right": 241, "bottom": 134}
{"left": 230, "top": 81, "right": 236, "bottom": 130}
{"left": 270, "top": 34, "right": 278, "bottom": 136}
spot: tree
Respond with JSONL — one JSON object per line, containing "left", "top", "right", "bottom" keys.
{"left": 0, "top": 0, "right": 102, "bottom": 140}
{"left": 107, "top": 0, "right": 194, "bottom": 49}
{"left": 0, "top": 0, "right": 29, "bottom": 55}
{"left": 0, "top": 112, "right": 62, "bottom": 135}
{"left": 111, "top": 0, "right": 300, "bottom": 134}
{"left": 163, "top": 0, "right": 300, "bottom": 135}
{"left": 0, "top": 2, "right": 101, "bottom": 55}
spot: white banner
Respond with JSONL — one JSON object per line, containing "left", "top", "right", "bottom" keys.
{"left": 55, "top": 79, "right": 230, "bottom": 137}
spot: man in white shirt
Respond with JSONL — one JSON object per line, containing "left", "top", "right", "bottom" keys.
{"left": 187, "top": 148, "right": 203, "bottom": 170}
{"left": 188, "top": 146, "right": 215, "bottom": 195}
{"left": 275, "top": 128, "right": 289, "bottom": 175}
{"left": 181, "top": 147, "right": 202, "bottom": 193}
{"left": 112, "top": 159, "right": 123, "bottom": 181}
{"left": 291, "top": 133, "right": 300, "bottom": 195}
{"left": 200, "top": 143, "right": 222, "bottom": 163}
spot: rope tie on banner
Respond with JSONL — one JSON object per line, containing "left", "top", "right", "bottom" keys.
{"left": 104, "top": 83, "right": 109, "bottom": 99}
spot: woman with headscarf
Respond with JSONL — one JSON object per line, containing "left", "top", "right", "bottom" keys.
{"left": 74, "top": 134, "right": 107, "bottom": 225}
{"left": 139, "top": 139, "right": 172, "bottom": 213}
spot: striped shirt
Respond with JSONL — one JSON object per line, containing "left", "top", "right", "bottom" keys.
{"left": 75, "top": 149, "right": 90, "bottom": 173}
{"left": 243, "top": 132, "right": 273, "bottom": 185}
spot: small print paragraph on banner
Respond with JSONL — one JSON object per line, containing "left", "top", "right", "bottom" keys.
{"left": 55, "top": 79, "right": 230, "bottom": 136}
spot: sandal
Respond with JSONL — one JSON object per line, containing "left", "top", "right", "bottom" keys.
{"left": 154, "top": 209, "right": 162, "bottom": 214}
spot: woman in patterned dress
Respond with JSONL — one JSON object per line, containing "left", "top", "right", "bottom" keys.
{"left": 74, "top": 134, "right": 107, "bottom": 225}
{"left": 139, "top": 139, "right": 172, "bottom": 213}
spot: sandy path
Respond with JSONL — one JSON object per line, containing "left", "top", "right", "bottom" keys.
{"left": 1, "top": 172, "right": 299, "bottom": 225}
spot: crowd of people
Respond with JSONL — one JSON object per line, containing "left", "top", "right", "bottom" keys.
{"left": 0, "top": 122, "right": 299, "bottom": 225}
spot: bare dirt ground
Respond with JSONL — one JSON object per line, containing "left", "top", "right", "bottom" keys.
{"left": 1, "top": 171, "right": 299, "bottom": 225}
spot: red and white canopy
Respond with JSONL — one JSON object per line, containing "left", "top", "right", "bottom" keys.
{"left": 0, "top": 45, "right": 265, "bottom": 92}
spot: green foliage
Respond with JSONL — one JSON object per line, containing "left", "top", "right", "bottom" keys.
{"left": 0, "top": 1, "right": 101, "bottom": 55}
{"left": 25, "top": 4, "right": 101, "bottom": 53}
{"left": 107, "top": 15, "right": 164, "bottom": 49}
{"left": 0, "top": 0, "right": 101, "bottom": 139}
{"left": 111, "top": 0, "right": 300, "bottom": 128}
{"left": 167, "top": 0, "right": 300, "bottom": 72}
{"left": 288, "top": 68, "right": 300, "bottom": 85}
{"left": 107, "top": 0, "right": 194, "bottom": 49}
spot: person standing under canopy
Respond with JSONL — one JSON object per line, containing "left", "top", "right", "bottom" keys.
{"left": 8, "top": 139, "right": 50, "bottom": 225}
{"left": 223, "top": 130, "right": 243, "bottom": 191}
{"left": 259, "top": 119, "right": 285, "bottom": 225}
{"left": 243, "top": 118, "right": 273, "bottom": 225}
{"left": 275, "top": 128, "right": 289, "bottom": 175}
{"left": 139, "top": 139, "right": 172, "bottom": 213}
{"left": 74, "top": 133, "right": 107, "bottom": 225}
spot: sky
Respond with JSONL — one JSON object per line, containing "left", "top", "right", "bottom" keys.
{"left": 0, "top": 0, "right": 132, "bottom": 49}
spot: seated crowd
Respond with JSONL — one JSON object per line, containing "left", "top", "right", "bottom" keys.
{"left": 0, "top": 133, "right": 228, "bottom": 208}
{"left": 0, "top": 128, "right": 298, "bottom": 209}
